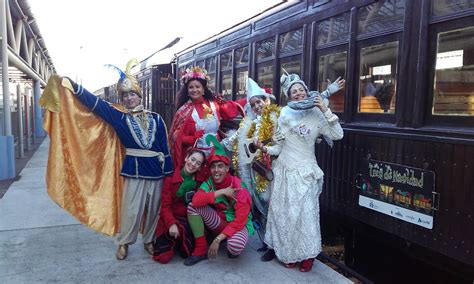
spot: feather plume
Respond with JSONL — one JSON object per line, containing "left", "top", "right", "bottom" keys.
{"left": 125, "top": 58, "right": 139, "bottom": 75}
{"left": 103, "top": 64, "right": 126, "bottom": 80}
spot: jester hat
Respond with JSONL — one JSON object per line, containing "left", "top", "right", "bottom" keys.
{"left": 247, "top": 78, "right": 275, "bottom": 102}
{"left": 206, "top": 135, "right": 230, "bottom": 165}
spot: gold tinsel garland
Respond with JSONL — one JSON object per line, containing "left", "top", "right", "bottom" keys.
{"left": 254, "top": 104, "right": 280, "bottom": 193}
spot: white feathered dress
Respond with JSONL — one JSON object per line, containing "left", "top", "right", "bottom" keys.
{"left": 264, "top": 106, "right": 343, "bottom": 263}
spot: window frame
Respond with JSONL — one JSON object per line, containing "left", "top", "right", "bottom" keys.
{"left": 314, "top": 44, "right": 349, "bottom": 118}
{"left": 352, "top": 33, "right": 402, "bottom": 124}
{"left": 233, "top": 44, "right": 251, "bottom": 101}
{"left": 425, "top": 16, "right": 474, "bottom": 127}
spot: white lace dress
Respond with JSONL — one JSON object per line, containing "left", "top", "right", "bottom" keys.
{"left": 264, "top": 106, "right": 343, "bottom": 263}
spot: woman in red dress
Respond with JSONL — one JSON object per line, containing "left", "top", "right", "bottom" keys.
{"left": 169, "top": 67, "right": 243, "bottom": 170}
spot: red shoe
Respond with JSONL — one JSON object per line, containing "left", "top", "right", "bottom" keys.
{"left": 284, "top": 262, "right": 297, "bottom": 268}
{"left": 299, "top": 258, "right": 314, "bottom": 272}
{"left": 152, "top": 250, "right": 174, "bottom": 264}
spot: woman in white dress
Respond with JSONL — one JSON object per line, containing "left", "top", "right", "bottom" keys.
{"left": 257, "top": 73, "right": 344, "bottom": 272}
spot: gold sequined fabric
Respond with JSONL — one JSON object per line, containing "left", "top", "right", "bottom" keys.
{"left": 41, "top": 75, "right": 125, "bottom": 236}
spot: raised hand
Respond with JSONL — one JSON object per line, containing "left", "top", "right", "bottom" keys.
{"left": 314, "top": 95, "right": 328, "bottom": 113}
{"left": 326, "top": 76, "right": 345, "bottom": 95}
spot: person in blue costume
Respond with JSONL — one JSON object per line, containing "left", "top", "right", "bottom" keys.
{"left": 64, "top": 59, "right": 173, "bottom": 260}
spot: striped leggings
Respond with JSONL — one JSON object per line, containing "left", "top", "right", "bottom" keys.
{"left": 187, "top": 204, "right": 249, "bottom": 256}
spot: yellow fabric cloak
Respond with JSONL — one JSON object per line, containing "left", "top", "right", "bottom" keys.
{"left": 40, "top": 75, "right": 125, "bottom": 236}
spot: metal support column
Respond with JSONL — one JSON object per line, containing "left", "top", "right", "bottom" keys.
{"left": 16, "top": 83, "right": 24, "bottom": 158}
{"left": 25, "top": 88, "right": 32, "bottom": 150}
{"left": 0, "top": 0, "right": 15, "bottom": 179}
{"left": 33, "top": 79, "right": 44, "bottom": 137}
{"left": 1, "top": 0, "right": 11, "bottom": 135}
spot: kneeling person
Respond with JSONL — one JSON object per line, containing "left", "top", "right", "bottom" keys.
{"left": 185, "top": 136, "right": 254, "bottom": 266}
{"left": 153, "top": 150, "right": 206, "bottom": 264}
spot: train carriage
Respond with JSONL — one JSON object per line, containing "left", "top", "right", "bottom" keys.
{"left": 104, "top": 0, "right": 474, "bottom": 281}
{"left": 172, "top": 0, "right": 474, "bottom": 281}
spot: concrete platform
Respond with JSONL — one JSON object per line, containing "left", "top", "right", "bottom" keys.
{"left": 0, "top": 139, "right": 352, "bottom": 283}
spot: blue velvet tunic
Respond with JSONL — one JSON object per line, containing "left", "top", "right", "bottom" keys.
{"left": 73, "top": 86, "right": 173, "bottom": 179}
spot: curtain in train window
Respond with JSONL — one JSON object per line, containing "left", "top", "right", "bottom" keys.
{"left": 257, "top": 64, "right": 274, "bottom": 100}
{"left": 236, "top": 68, "right": 248, "bottom": 100}
{"left": 358, "top": 41, "right": 398, "bottom": 114}
{"left": 358, "top": 0, "right": 405, "bottom": 35}
{"left": 431, "top": 0, "right": 474, "bottom": 17}
{"left": 433, "top": 26, "right": 474, "bottom": 116}
{"left": 280, "top": 60, "right": 301, "bottom": 106}
{"left": 318, "top": 51, "right": 347, "bottom": 113}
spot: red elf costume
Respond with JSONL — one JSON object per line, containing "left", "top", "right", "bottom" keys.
{"left": 184, "top": 135, "right": 254, "bottom": 266}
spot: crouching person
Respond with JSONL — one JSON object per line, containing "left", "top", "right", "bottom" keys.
{"left": 153, "top": 149, "right": 207, "bottom": 264}
{"left": 184, "top": 136, "right": 254, "bottom": 266}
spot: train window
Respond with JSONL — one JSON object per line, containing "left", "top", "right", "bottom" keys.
{"left": 317, "top": 12, "right": 350, "bottom": 47}
{"left": 205, "top": 57, "right": 216, "bottom": 92}
{"left": 432, "top": 26, "right": 474, "bottom": 116}
{"left": 147, "top": 79, "right": 152, "bottom": 109}
{"left": 431, "top": 0, "right": 474, "bottom": 17}
{"left": 318, "top": 51, "right": 347, "bottom": 113}
{"left": 196, "top": 60, "right": 205, "bottom": 69}
{"left": 236, "top": 68, "right": 248, "bottom": 100}
{"left": 178, "top": 66, "right": 187, "bottom": 77}
{"left": 220, "top": 52, "right": 233, "bottom": 71}
{"left": 257, "top": 64, "right": 274, "bottom": 99}
{"left": 358, "top": 41, "right": 399, "bottom": 114}
{"left": 220, "top": 71, "right": 232, "bottom": 100}
{"left": 357, "top": 0, "right": 405, "bottom": 35}
{"left": 256, "top": 38, "right": 276, "bottom": 61}
{"left": 280, "top": 59, "right": 302, "bottom": 106}
{"left": 235, "top": 46, "right": 249, "bottom": 66}
{"left": 205, "top": 57, "right": 216, "bottom": 73}
{"left": 279, "top": 28, "right": 303, "bottom": 54}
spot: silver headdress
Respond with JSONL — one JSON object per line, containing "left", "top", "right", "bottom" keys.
{"left": 280, "top": 69, "right": 308, "bottom": 98}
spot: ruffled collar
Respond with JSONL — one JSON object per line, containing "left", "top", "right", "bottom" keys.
{"left": 129, "top": 104, "right": 144, "bottom": 113}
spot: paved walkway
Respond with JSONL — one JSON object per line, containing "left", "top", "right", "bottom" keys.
{"left": 0, "top": 139, "right": 352, "bottom": 283}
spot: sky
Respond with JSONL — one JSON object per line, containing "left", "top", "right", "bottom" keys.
{"left": 29, "top": 0, "right": 283, "bottom": 91}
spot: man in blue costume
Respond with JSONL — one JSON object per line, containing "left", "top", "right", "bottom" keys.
{"left": 64, "top": 60, "right": 173, "bottom": 260}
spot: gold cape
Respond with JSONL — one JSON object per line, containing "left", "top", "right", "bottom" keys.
{"left": 40, "top": 75, "right": 125, "bottom": 236}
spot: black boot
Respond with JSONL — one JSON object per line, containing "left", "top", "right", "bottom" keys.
{"left": 257, "top": 243, "right": 268, "bottom": 252}
{"left": 184, "top": 255, "right": 207, "bottom": 266}
{"left": 227, "top": 250, "right": 239, "bottom": 259}
{"left": 261, "top": 249, "right": 275, "bottom": 262}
